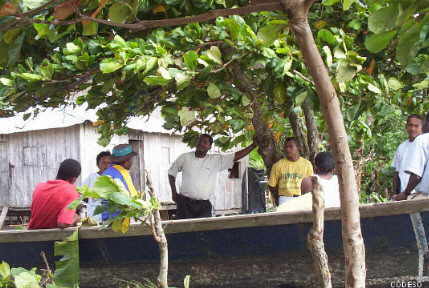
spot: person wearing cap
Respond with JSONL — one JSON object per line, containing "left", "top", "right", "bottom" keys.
{"left": 101, "top": 144, "right": 138, "bottom": 221}
{"left": 168, "top": 134, "right": 257, "bottom": 219}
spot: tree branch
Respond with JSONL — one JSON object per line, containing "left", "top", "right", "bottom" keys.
{"left": 1, "top": 1, "right": 283, "bottom": 32}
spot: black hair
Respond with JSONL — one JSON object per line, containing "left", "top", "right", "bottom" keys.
{"left": 407, "top": 114, "right": 423, "bottom": 123}
{"left": 56, "top": 159, "right": 81, "bottom": 181}
{"left": 200, "top": 134, "right": 214, "bottom": 145}
{"left": 284, "top": 137, "right": 298, "bottom": 146}
{"left": 96, "top": 151, "right": 111, "bottom": 166}
{"left": 315, "top": 152, "right": 335, "bottom": 174}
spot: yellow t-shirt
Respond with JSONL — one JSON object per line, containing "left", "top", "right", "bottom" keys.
{"left": 268, "top": 157, "right": 314, "bottom": 197}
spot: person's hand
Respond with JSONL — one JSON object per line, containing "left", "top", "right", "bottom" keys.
{"left": 392, "top": 192, "right": 408, "bottom": 201}
{"left": 172, "top": 192, "right": 179, "bottom": 203}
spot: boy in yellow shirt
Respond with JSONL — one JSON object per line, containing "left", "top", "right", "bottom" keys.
{"left": 268, "top": 137, "right": 313, "bottom": 206}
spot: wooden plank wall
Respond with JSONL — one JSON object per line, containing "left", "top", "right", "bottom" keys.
{"left": 6, "top": 126, "right": 81, "bottom": 207}
{"left": 0, "top": 135, "right": 9, "bottom": 207}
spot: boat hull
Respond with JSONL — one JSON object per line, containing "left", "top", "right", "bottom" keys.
{"left": 1, "top": 200, "right": 429, "bottom": 287}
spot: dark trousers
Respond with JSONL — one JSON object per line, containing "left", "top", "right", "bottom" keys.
{"left": 176, "top": 194, "right": 212, "bottom": 219}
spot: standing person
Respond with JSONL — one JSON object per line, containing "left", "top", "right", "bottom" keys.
{"left": 28, "top": 159, "right": 81, "bottom": 229}
{"left": 392, "top": 115, "right": 423, "bottom": 195}
{"left": 394, "top": 113, "right": 429, "bottom": 201}
{"left": 277, "top": 152, "right": 340, "bottom": 212}
{"left": 268, "top": 137, "right": 313, "bottom": 206}
{"left": 82, "top": 151, "right": 111, "bottom": 222}
{"left": 168, "top": 134, "right": 257, "bottom": 219}
{"left": 102, "top": 144, "right": 138, "bottom": 220}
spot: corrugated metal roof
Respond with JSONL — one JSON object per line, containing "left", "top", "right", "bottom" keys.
{"left": 0, "top": 105, "right": 174, "bottom": 135}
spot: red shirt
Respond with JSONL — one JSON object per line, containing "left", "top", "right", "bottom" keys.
{"left": 28, "top": 180, "right": 80, "bottom": 229}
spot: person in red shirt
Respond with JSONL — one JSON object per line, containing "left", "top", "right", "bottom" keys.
{"left": 28, "top": 159, "right": 81, "bottom": 229}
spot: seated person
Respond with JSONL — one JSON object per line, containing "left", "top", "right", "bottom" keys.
{"left": 101, "top": 144, "right": 138, "bottom": 221}
{"left": 82, "top": 151, "right": 111, "bottom": 222}
{"left": 28, "top": 159, "right": 81, "bottom": 229}
{"left": 277, "top": 152, "right": 340, "bottom": 212}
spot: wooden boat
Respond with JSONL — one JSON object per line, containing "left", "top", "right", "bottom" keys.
{"left": 1, "top": 199, "right": 429, "bottom": 288}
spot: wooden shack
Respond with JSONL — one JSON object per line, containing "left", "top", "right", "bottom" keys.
{"left": 0, "top": 106, "right": 247, "bottom": 217}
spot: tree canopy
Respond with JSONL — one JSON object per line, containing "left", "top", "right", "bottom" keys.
{"left": 1, "top": 0, "right": 429, "bottom": 198}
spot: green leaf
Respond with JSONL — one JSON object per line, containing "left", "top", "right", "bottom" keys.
{"left": 342, "top": 0, "right": 356, "bottom": 10}
{"left": 322, "top": 0, "right": 340, "bottom": 6}
{"left": 295, "top": 90, "right": 308, "bottom": 106}
{"left": 396, "top": 23, "right": 422, "bottom": 66}
{"left": 158, "top": 66, "right": 172, "bottom": 80}
{"left": 273, "top": 82, "right": 286, "bottom": 105}
{"left": 143, "top": 57, "right": 158, "bottom": 75}
{"left": 317, "top": 29, "right": 337, "bottom": 46}
{"left": 100, "top": 58, "right": 123, "bottom": 73}
{"left": 206, "top": 46, "right": 223, "bottom": 65}
{"left": 0, "top": 77, "right": 13, "bottom": 86}
{"left": 63, "top": 42, "right": 81, "bottom": 55}
{"left": 322, "top": 46, "right": 333, "bottom": 67}
{"left": 12, "top": 269, "right": 41, "bottom": 288}
{"left": 3, "top": 28, "right": 21, "bottom": 44}
{"left": 413, "top": 79, "right": 429, "bottom": 90}
{"left": 207, "top": 82, "right": 221, "bottom": 99}
{"left": 387, "top": 78, "right": 403, "bottom": 90}
{"left": 144, "top": 75, "right": 170, "bottom": 86}
{"left": 347, "top": 19, "right": 362, "bottom": 30}
{"left": 367, "top": 83, "right": 381, "bottom": 94}
{"left": 0, "top": 261, "right": 10, "bottom": 279}
{"left": 368, "top": 5, "right": 398, "bottom": 34}
{"left": 241, "top": 95, "right": 250, "bottom": 106}
{"left": 184, "top": 275, "right": 191, "bottom": 288}
{"left": 336, "top": 61, "right": 357, "bottom": 82}
{"left": 82, "top": 21, "right": 98, "bottom": 36}
{"left": 178, "top": 107, "right": 195, "bottom": 126}
{"left": 183, "top": 51, "right": 198, "bottom": 70}
{"left": 257, "top": 24, "right": 284, "bottom": 46}
{"left": 17, "top": 73, "right": 42, "bottom": 81}
{"left": 21, "top": 0, "right": 50, "bottom": 10}
{"left": 54, "top": 230, "right": 79, "bottom": 288}
{"left": 7, "top": 32, "right": 25, "bottom": 66}
{"left": 108, "top": 2, "right": 131, "bottom": 23}
{"left": 364, "top": 31, "right": 396, "bottom": 53}
{"left": 174, "top": 72, "right": 191, "bottom": 90}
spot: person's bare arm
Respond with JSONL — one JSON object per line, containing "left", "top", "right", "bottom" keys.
{"left": 234, "top": 142, "right": 257, "bottom": 161}
{"left": 169, "top": 175, "right": 179, "bottom": 203}
{"left": 301, "top": 177, "right": 313, "bottom": 194}
{"left": 393, "top": 172, "right": 400, "bottom": 195}
{"left": 58, "top": 214, "right": 80, "bottom": 229}
{"left": 393, "top": 173, "right": 421, "bottom": 201}
{"left": 269, "top": 185, "right": 279, "bottom": 206}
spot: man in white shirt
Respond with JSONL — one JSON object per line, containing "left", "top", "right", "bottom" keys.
{"left": 392, "top": 115, "right": 423, "bottom": 195}
{"left": 168, "top": 134, "right": 257, "bottom": 219}
{"left": 394, "top": 113, "right": 429, "bottom": 201}
{"left": 82, "top": 151, "right": 111, "bottom": 221}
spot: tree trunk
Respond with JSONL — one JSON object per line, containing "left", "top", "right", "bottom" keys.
{"left": 307, "top": 177, "right": 332, "bottom": 288}
{"left": 229, "top": 63, "right": 282, "bottom": 173}
{"left": 281, "top": 0, "right": 366, "bottom": 287}
{"left": 288, "top": 109, "right": 310, "bottom": 158}
{"left": 145, "top": 170, "right": 169, "bottom": 288}
{"left": 302, "top": 98, "right": 320, "bottom": 163}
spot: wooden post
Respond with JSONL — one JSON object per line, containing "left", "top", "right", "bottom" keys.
{"left": 307, "top": 177, "right": 332, "bottom": 288}
{"left": 0, "top": 206, "right": 8, "bottom": 230}
{"left": 281, "top": 0, "right": 366, "bottom": 287}
{"left": 145, "top": 170, "right": 169, "bottom": 288}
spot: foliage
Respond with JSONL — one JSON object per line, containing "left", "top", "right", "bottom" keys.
{"left": 53, "top": 230, "right": 79, "bottom": 288}
{"left": 0, "top": 262, "right": 41, "bottom": 288}
{"left": 72, "top": 176, "right": 159, "bottom": 233}
{"left": 1, "top": 0, "right": 429, "bottom": 201}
